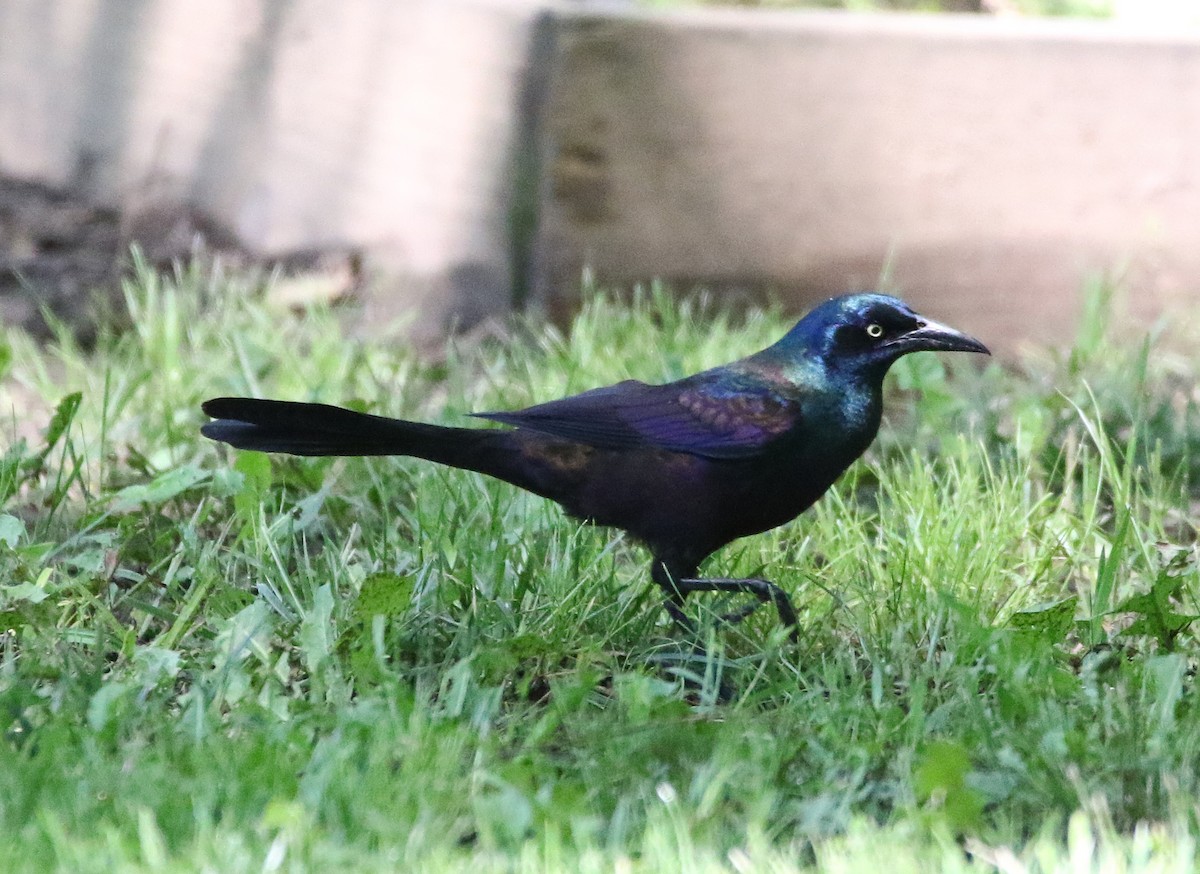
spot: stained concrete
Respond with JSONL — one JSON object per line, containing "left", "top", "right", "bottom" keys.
{"left": 2, "top": 3, "right": 1199, "bottom": 349}
{"left": 538, "top": 9, "right": 1200, "bottom": 350}
{"left": 0, "top": 0, "right": 549, "bottom": 340}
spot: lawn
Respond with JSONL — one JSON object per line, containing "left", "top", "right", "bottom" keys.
{"left": 1, "top": 262, "right": 1199, "bottom": 871}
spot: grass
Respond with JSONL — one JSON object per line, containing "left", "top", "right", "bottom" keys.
{"left": 2, "top": 261, "right": 1200, "bottom": 871}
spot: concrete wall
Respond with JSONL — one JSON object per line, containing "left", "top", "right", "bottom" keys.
{"left": 0, "top": 0, "right": 549, "bottom": 341}
{"left": 538, "top": 9, "right": 1200, "bottom": 349}
{"left": 2, "top": 2, "right": 1200, "bottom": 349}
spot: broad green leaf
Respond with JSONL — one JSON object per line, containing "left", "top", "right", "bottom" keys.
{"left": 112, "top": 465, "right": 210, "bottom": 512}
{"left": 915, "top": 740, "right": 983, "bottom": 833}
{"left": 299, "top": 584, "right": 336, "bottom": 670}
{"left": 1009, "top": 596, "right": 1077, "bottom": 642}
{"left": 1145, "top": 653, "right": 1186, "bottom": 733}
{"left": 0, "top": 514, "right": 25, "bottom": 549}
{"left": 42, "top": 392, "right": 82, "bottom": 453}
{"left": 1116, "top": 568, "right": 1198, "bottom": 649}
{"left": 2, "top": 568, "right": 57, "bottom": 605}
{"left": 235, "top": 451, "right": 272, "bottom": 492}
{"left": 87, "top": 682, "right": 133, "bottom": 732}
{"left": 233, "top": 451, "right": 272, "bottom": 518}
{"left": 354, "top": 573, "right": 414, "bottom": 621}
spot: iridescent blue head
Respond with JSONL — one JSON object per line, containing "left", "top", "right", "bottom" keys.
{"left": 769, "top": 293, "right": 990, "bottom": 382}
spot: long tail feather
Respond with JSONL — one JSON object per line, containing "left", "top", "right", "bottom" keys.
{"left": 202, "top": 397, "right": 487, "bottom": 461}
{"left": 200, "top": 397, "right": 593, "bottom": 507}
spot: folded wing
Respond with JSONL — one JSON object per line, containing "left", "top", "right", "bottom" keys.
{"left": 473, "top": 377, "right": 799, "bottom": 460}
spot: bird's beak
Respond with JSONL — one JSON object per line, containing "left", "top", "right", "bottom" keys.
{"left": 889, "top": 317, "right": 990, "bottom": 356}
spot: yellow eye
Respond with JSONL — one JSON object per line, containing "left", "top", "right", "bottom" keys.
{"left": 866, "top": 323, "right": 884, "bottom": 339}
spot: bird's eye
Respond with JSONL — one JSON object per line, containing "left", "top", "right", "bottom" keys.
{"left": 866, "top": 323, "right": 884, "bottom": 339}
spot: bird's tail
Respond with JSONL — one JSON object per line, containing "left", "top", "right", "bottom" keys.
{"left": 201, "top": 397, "right": 507, "bottom": 470}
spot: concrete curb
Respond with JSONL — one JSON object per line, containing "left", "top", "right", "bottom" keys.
{"left": 2, "top": 2, "right": 1198, "bottom": 347}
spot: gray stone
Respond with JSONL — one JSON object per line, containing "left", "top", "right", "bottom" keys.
{"left": 0, "top": 0, "right": 550, "bottom": 339}
{"left": 3, "top": 2, "right": 1200, "bottom": 349}
{"left": 538, "top": 8, "right": 1200, "bottom": 351}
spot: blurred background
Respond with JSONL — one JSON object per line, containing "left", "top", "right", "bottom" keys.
{"left": 1, "top": 0, "right": 1198, "bottom": 352}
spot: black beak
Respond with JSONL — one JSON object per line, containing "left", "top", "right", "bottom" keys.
{"left": 887, "top": 317, "right": 990, "bottom": 356}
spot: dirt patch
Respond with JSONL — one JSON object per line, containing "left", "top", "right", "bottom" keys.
{"left": 0, "top": 176, "right": 358, "bottom": 343}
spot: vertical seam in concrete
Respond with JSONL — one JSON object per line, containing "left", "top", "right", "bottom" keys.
{"left": 509, "top": 7, "right": 559, "bottom": 311}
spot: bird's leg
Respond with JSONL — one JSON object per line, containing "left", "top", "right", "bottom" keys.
{"left": 673, "top": 577, "right": 799, "bottom": 643}
{"left": 648, "top": 562, "right": 735, "bottom": 703}
{"left": 653, "top": 562, "right": 699, "bottom": 635}
{"left": 652, "top": 562, "right": 799, "bottom": 643}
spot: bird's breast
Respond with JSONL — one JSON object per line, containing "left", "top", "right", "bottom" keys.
{"left": 828, "top": 383, "right": 881, "bottom": 436}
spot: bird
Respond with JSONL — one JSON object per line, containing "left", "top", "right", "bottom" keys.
{"left": 201, "top": 293, "right": 988, "bottom": 641}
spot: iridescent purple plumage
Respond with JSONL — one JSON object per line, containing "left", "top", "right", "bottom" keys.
{"left": 202, "top": 293, "right": 988, "bottom": 640}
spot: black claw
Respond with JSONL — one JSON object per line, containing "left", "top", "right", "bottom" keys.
{"left": 662, "top": 597, "right": 696, "bottom": 634}
{"left": 660, "top": 575, "right": 799, "bottom": 644}
{"left": 719, "top": 602, "right": 762, "bottom": 626}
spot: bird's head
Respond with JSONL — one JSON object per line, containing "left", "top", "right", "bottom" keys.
{"left": 772, "top": 293, "right": 990, "bottom": 382}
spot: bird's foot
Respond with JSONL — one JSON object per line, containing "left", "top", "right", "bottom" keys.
{"left": 668, "top": 576, "right": 799, "bottom": 643}
{"left": 662, "top": 597, "right": 696, "bottom": 633}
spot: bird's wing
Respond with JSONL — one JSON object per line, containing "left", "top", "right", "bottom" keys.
{"left": 473, "top": 377, "right": 799, "bottom": 459}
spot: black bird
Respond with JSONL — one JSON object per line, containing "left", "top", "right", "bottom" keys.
{"left": 202, "top": 294, "right": 988, "bottom": 639}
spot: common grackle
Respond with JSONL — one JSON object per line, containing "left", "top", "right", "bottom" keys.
{"left": 202, "top": 294, "right": 988, "bottom": 640}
